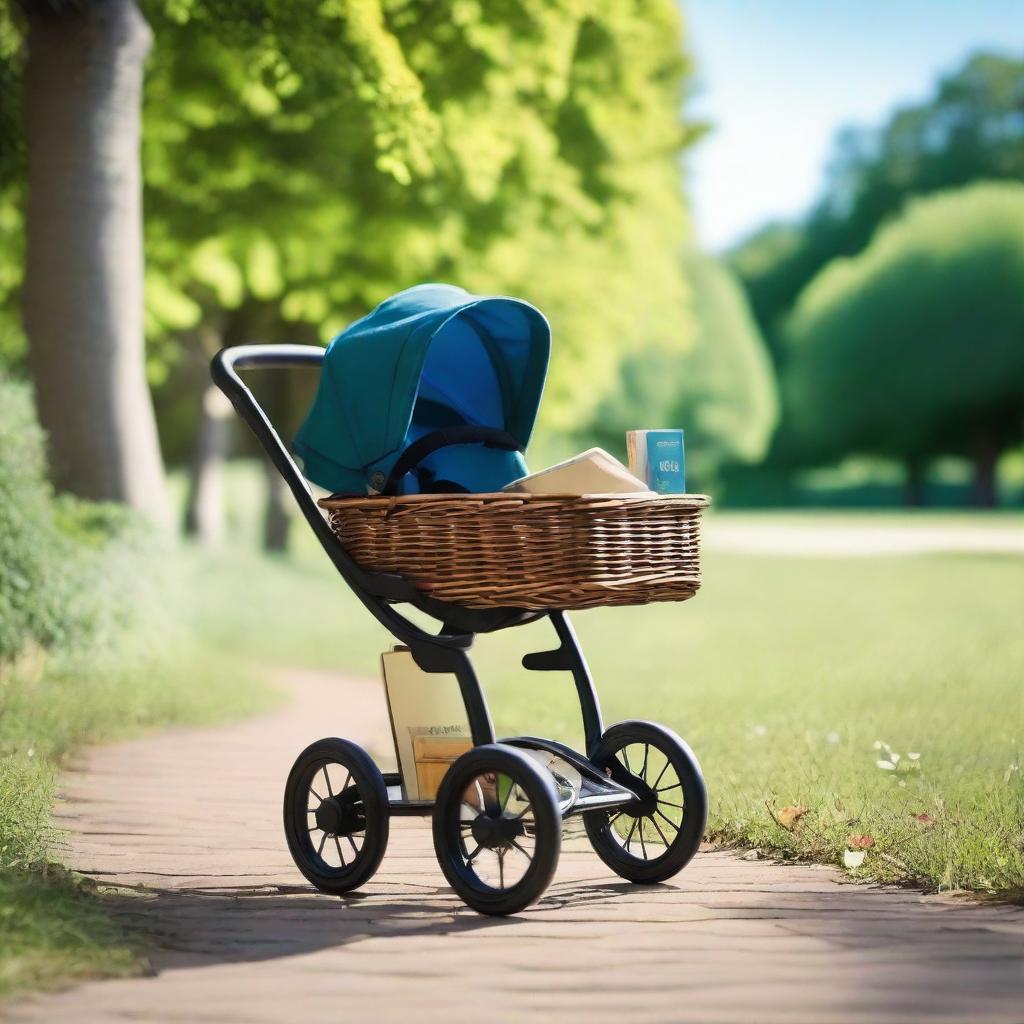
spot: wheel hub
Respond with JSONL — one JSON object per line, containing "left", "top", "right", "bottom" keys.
{"left": 314, "top": 794, "right": 364, "bottom": 836}
{"left": 621, "top": 775, "right": 659, "bottom": 817}
{"left": 471, "top": 812, "right": 526, "bottom": 850}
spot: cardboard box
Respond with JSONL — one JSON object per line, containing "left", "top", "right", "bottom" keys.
{"left": 381, "top": 647, "right": 472, "bottom": 801}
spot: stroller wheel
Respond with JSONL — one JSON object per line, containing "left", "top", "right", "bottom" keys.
{"left": 584, "top": 720, "right": 707, "bottom": 884}
{"left": 433, "top": 744, "right": 561, "bottom": 916}
{"left": 283, "top": 737, "right": 389, "bottom": 895}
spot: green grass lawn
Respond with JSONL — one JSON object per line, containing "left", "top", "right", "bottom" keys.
{"left": 482, "top": 551, "right": 1023, "bottom": 896}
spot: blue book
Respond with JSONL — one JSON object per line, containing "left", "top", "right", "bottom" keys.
{"left": 629, "top": 429, "right": 686, "bottom": 494}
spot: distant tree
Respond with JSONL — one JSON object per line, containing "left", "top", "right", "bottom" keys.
{"left": 783, "top": 182, "right": 1024, "bottom": 507}
{"left": 733, "top": 52, "right": 1024, "bottom": 359}
{"left": 587, "top": 251, "right": 778, "bottom": 488}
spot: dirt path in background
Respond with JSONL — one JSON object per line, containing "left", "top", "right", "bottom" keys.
{"left": 7, "top": 669, "right": 1024, "bottom": 1024}
{"left": 704, "top": 517, "right": 1024, "bottom": 557}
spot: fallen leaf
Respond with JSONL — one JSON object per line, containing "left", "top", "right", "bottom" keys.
{"left": 914, "top": 813, "right": 935, "bottom": 826}
{"left": 848, "top": 833, "right": 875, "bottom": 849}
{"left": 876, "top": 759, "right": 897, "bottom": 771}
{"left": 741, "top": 850, "right": 760, "bottom": 861}
{"left": 778, "top": 805, "right": 808, "bottom": 830}
{"left": 843, "top": 849, "right": 867, "bottom": 869}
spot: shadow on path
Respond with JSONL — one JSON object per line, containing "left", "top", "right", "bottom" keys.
{"left": 105, "top": 876, "right": 667, "bottom": 971}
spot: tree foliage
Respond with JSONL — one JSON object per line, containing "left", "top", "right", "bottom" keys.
{"left": 2, "top": 1, "right": 701, "bottom": 446}
{"left": 587, "top": 251, "right": 777, "bottom": 486}
{"left": 732, "top": 52, "right": 1024, "bottom": 360}
{"left": 0, "top": 4, "right": 25, "bottom": 367}
{"left": 782, "top": 182, "right": 1024, "bottom": 499}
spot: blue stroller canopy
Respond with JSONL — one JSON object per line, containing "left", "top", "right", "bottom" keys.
{"left": 294, "top": 284, "right": 551, "bottom": 495}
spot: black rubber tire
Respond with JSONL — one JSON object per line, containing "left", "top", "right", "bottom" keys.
{"left": 283, "top": 737, "right": 389, "bottom": 895}
{"left": 584, "top": 720, "right": 707, "bottom": 884}
{"left": 432, "top": 743, "right": 561, "bottom": 916}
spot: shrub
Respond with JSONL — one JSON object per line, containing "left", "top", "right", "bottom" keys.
{"left": 0, "top": 377, "right": 145, "bottom": 666}
{"left": 0, "top": 378, "right": 77, "bottom": 662}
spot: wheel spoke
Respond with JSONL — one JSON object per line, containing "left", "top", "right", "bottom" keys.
{"left": 638, "top": 821, "right": 648, "bottom": 859}
{"left": 650, "top": 815, "right": 671, "bottom": 848}
{"left": 322, "top": 767, "right": 333, "bottom": 798}
{"left": 621, "top": 746, "right": 633, "bottom": 774}
{"left": 624, "top": 817, "right": 639, "bottom": 851}
{"left": 659, "top": 801, "right": 685, "bottom": 811}
{"left": 641, "top": 744, "right": 650, "bottom": 783}
{"left": 334, "top": 835, "right": 345, "bottom": 867}
{"left": 309, "top": 787, "right": 324, "bottom": 803}
{"left": 497, "top": 846, "right": 505, "bottom": 888}
{"left": 465, "top": 842, "right": 483, "bottom": 865}
{"left": 657, "top": 782, "right": 681, "bottom": 793}
{"left": 509, "top": 836, "right": 533, "bottom": 861}
{"left": 316, "top": 832, "right": 328, "bottom": 857}
{"left": 655, "top": 807, "right": 680, "bottom": 832}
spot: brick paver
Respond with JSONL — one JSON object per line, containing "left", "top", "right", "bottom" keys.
{"left": 7, "top": 669, "right": 1024, "bottom": 1023}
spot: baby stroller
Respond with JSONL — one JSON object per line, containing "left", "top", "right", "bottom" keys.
{"left": 211, "top": 284, "right": 708, "bottom": 916}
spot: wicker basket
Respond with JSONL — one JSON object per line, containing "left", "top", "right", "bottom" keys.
{"left": 319, "top": 491, "right": 709, "bottom": 611}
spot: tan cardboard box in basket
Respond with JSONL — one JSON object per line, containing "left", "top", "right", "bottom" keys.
{"left": 381, "top": 647, "right": 472, "bottom": 801}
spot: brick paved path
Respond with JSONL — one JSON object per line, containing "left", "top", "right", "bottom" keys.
{"left": 7, "top": 669, "right": 1024, "bottom": 1024}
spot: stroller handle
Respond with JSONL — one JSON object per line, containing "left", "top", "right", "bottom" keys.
{"left": 210, "top": 344, "right": 472, "bottom": 652}
{"left": 214, "top": 343, "right": 326, "bottom": 376}
{"left": 210, "top": 344, "right": 324, "bottom": 512}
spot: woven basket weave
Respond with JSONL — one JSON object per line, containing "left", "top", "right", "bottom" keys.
{"left": 319, "top": 492, "right": 709, "bottom": 611}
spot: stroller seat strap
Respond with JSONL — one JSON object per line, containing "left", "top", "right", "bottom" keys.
{"left": 379, "top": 427, "right": 523, "bottom": 496}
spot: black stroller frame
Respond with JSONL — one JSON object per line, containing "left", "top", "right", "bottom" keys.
{"left": 213, "top": 345, "right": 707, "bottom": 915}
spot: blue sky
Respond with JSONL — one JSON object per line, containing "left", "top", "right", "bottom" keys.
{"left": 684, "top": 0, "right": 1024, "bottom": 251}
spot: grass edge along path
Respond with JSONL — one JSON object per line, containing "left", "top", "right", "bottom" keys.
{"left": 0, "top": 645, "right": 281, "bottom": 1001}
{"left": 0, "top": 538, "right": 282, "bottom": 1000}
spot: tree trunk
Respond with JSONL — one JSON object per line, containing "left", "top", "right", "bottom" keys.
{"left": 184, "top": 382, "right": 233, "bottom": 545}
{"left": 22, "top": 0, "right": 170, "bottom": 529}
{"left": 970, "top": 426, "right": 1000, "bottom": 509}
{"left": 262, "top": 455, "right": 291, "bottom": 553}
{"left": 903, "top": 457, "right": 926, "bottom": 508}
